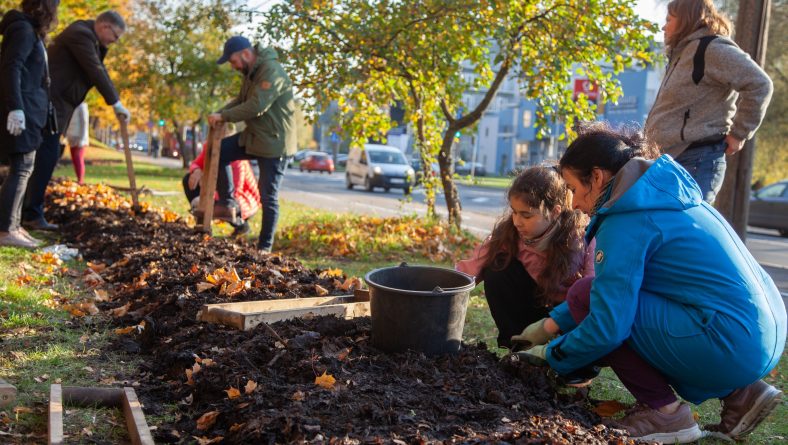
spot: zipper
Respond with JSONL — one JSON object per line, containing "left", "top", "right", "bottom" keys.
{"left": 680, "top": 109, "right": 690, "bottom": 141}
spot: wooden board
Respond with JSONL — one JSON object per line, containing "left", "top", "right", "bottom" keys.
{"left": 119, "top": 120, "right": 139, "bottom": 210}
{"left": 49, "top": 386, "right": 153, "bottom": 445}
{"left": 197, "top": 295, "right": 371, "bottom": 331}
{"left": 0, "top": 378, "right": 16, "bottom": 408}
{"left": 198, "top": 124, "right": 225, "bottom": 233}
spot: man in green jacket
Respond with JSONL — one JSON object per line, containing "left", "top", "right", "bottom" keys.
{"left": 208, "top": 36, "right": 296, "bottom": 252}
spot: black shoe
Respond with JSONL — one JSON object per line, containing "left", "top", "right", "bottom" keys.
{"left": 22, "top": 218, "right": 58, "bottom": 231}
{"left": 555, "top": 365, "right": 601, "bottom": 387}
{"left": 231, "top": 220, "right": 250, "bottom": 237}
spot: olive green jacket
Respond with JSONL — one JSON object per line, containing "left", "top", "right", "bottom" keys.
{"left": 220, "top": 46, "right": 296, "bottom": 158}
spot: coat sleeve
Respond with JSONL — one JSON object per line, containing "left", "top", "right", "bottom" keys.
{"left": 704, "top": 40, "right": 773, "bottom": 141}
{"left": 220, "top": 63, "right": 290, "bottom": 123}
{"left": 189, "top": 149, "right": 205, "bottom": 173}
{"left": 60, "top": 27, "right": 119, "bottom": 105}
{"left": 0, "top": 22, "right": 35, "bottom": 111}
{"left": 546, "top": 214, "right": 657, "bottom": 375}
{"left": 455, "top": 239, "right": 491, "bottom": 282}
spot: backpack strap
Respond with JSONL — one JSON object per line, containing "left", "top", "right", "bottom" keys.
{"left": 693, "top": 35, "right": 725, "bottom": 84}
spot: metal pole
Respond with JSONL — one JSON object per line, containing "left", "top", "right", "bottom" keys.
{"left": 714, "top": 0, "right": 771, "bottom": 240}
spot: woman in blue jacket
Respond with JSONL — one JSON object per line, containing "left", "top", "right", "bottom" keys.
{"left": 518, "top": 123, "right": 785, "bottom": 443}
{"left": 0, "top": 0, "right": 59, "bottom": 248}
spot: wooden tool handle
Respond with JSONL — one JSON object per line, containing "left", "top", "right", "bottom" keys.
{"left": 119, "top": 119, "right": 140, "bottom": 210}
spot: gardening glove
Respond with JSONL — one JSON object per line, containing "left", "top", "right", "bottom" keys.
{"left": 112, "top": 101, "right": 131, "bottom": 122}
{"left": 6, "top": 110, "right": 25, "bottom": 136}
{"left": 510, "top": 318, "right": 553, "bottom": 350}
{"left": 516, "top": 344, "right": 547, "bottom": 366}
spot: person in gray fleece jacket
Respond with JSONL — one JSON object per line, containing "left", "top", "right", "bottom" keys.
{"left": 644, "top": 0, "right": 773, "bottom": 204}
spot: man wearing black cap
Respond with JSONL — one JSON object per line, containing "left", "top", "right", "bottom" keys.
{"left": 207, "top": 36, "right": 296, "bottom": 253}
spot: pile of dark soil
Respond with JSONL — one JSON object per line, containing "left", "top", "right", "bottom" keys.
{"left": 44, "top": 180, "right": 642, "bottom": 444}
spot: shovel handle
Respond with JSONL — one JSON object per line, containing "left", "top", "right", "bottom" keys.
{"left": 119, "top": 119, "right": 139, "bottom": 210}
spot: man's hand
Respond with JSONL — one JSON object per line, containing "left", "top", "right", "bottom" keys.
{"left": 516, "top": 344, "right": 547, "bottom": 366}
{"left": 511, "top": 317, "right": 557, "bottom": 350}
{"left": 188, "top": 168, "right": 203, "bottom": 190}
{"left": 207, "top": 113, "right": 224, "bottom": 127}
{"left": 724, "top": 134, "right": 744, "bottom": 155}
{"left": 112, "top": 102, "right": 131, "bottom": 122}
{"left": 6, "top": 110, "right": 25, "bottom": 136}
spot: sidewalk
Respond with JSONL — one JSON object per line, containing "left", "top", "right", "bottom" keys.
{"left": 130, "top": 151, "right": 183, "bottom": 169}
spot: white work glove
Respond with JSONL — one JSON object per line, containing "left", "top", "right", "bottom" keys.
{"left": 112, "top": 102, "right": 131, "bottom": 122}
{"left": 6, "top": 110, "right": 25, "bottom": 136}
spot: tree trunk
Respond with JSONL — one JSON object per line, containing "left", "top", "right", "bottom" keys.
{"left": 439, "top": 130, "right": 462, "bottom": 227}
{"left": 173, "top": 118, "right": 189, "bottom": 169}
{"left": 714, "top": 0, "right": 771, "bottom": 240}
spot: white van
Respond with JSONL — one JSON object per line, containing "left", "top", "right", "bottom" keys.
{"left": 346, "top": 144, "right": 416, "bottom": 194}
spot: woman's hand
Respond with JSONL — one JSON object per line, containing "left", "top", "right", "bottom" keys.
{"left": 725, "top": 134, "right": 744, "bottom": 155}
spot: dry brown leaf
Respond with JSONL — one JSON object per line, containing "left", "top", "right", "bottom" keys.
{"left": 109, "top": 302, "right": 131, "bottom": 317}
{"left": 196, "top": 282, "right": 215, "bottom": 292}
{"left": 225, "top": 387, "right": 241, "bottom": 399}
{"left": 291, "top": 390, "right": 305, "bottom": 401}
{"left": 93, "top": 289, "right": 110, "bottom": 302}
{"left": 337, "top": 347, "right": 352, "bottom": 362}
{"left": 196, "top": 410, "right": 220, "bottom": 430}
{"left": 229, "top": 423, "right": 244, "bottom": 433}
{"left": 314, "top": 371, "right": 336, "bottom": 389}
{"left": 86, "top": 261, "right": 107, "bottom": 273}
{"left": 185, "top": 369, "right": 195, "bottom": 386}
{"left": 114, "top": 326, "right": 136, "bottom": 335}
{"left": 192, "top": 436, "right": 223, "bottom": 445}
{"left": 190, "top": 264, "right": 199, "bottom": 274}
{"left": 244, "top": 380, "right": 257, "bottom": 394}
{"left": 593, "top": 400, "right": 628, "bottom": 417}
{"left": 315, "top": 284, "right": 329, "bottom": 297}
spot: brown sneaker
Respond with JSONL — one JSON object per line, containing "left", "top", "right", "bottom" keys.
{"left": 0, "top": 231, "right": 40, "bottom": 248}
{"left": 704, "top": 379, "right": 782, "bottom": 440}
{"left": 607, "top": 402, "right": 703, "bottom": 444}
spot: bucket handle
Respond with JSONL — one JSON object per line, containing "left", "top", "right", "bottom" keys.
{"left": 432, "top": 286, "right": 443, "bottom": 294}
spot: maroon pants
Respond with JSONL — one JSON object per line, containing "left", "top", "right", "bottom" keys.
{"left": 566, "top": 277, "right": 677, "bottom": 409}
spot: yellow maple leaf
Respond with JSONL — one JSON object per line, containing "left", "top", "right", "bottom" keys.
{"left": 314, "top": 371, "right": 336, "bottom": 389}
{"left": 225, "top": 387, "right": 241, "bottom": 399}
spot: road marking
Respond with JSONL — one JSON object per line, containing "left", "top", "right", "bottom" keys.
{"left": 759, "top": 261, "right": 788, "bottom": 271}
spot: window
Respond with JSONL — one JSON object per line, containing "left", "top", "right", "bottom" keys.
{"left": 522, "top": 110, "right": 532, "bottom": 128}
{"left": 757, "top": 183, "right": 786, "bottom": 198}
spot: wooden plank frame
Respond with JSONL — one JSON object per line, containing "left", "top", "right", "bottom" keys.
{"left": 48, "top": 385, "right": 154, "bottom": 445}
{"left": 197, "top": 124, "right": 226, "bottom": 233}
{"left": 0, "top": 378, "right": 16, "bottom": 408}
{"left": 197, "top": 293, "right": 371, "bottom": 331}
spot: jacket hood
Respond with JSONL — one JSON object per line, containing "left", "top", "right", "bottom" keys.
{"left": 597, "top": 155, "right": 703, "bottom": 217}
{"left": 0, "top": 10, "right": 31, "bottom": 35}
{"left": 668, "top": 27, "right": 719, "bottom": 56}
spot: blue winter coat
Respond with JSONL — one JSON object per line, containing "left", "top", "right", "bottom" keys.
{"left": 545, "top": 155, "right": 785, "bottom": 403}
{"left": 0, "top": 10, "right": 49, "bottom": 153}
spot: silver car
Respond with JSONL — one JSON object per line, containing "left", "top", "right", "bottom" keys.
{"left": 749, "top": 180, "right": 788, "bottom": 237}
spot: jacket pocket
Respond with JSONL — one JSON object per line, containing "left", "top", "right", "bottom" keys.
{"left": 666, "top": 306, "right": 717, "bottom": 338}
{"left": 680, "top": 109, "right": 690, "bottom": 142}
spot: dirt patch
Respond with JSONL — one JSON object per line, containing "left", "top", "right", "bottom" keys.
{"left": 42, "top": 180, "right": 642, "bottom": 444}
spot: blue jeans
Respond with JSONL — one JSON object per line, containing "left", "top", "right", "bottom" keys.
{"left": 674, "top": 140, "right": 727, "bottom": 204}
{"left": 23, "top": 131, "right": 61, "bottom": 223}
{"left": 0, "top": 151, "right": 37, "bottom": 232}
{"left": 216, "top": 134, "right": 287, "bottom": 251}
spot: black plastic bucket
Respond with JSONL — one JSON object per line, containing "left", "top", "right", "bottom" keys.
{"left": 365, "top": 263, "right": 475, "bottom": 355}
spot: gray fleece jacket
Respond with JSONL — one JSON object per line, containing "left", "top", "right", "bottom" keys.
{"left": 644, "top": 28, "right": 773, "bottom": 158}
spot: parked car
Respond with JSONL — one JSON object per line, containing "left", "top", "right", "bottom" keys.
{"left": 300, "top": 152, "right": 335, "bottom": 174}
{"left": 293, "top": 149, "right": 315, "bottom": 162}
{"left": 346, "top": 144, "right": 415, "bottom": 194}
{"left": 455, "top": 161, "right": 487, "bottom": 177}
{"left": 410, "top": 157, "right": 440, "bottom": 183}
{"left": 748, "top": 179, "right": 788, "bottom": 237}
{"left": 335, "top": 153, "right": 349, "bottom": 167}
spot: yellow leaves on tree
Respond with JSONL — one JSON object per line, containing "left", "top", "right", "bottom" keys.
{"left": 314, "top": 371, "right": 336, "bottom": 389}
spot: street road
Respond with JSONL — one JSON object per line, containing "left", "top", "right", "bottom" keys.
{"left": 280, "top": 169, "right": 788, "bottom": 299}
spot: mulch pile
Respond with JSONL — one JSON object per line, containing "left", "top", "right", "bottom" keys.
{"left": 43, "top": 179, "right": 643, "bottom": 444}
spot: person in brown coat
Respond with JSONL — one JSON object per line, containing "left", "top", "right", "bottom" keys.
{"left": 22, "top": 10, "right": 131, "bottom": 230}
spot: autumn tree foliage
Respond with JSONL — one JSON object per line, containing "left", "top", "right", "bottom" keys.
{"left": 262, "top": 0, "right": 656, "bottom": 227}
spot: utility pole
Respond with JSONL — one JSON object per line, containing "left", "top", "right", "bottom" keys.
{"left": 714, "top": 0, "right": 771, "bottom": 240}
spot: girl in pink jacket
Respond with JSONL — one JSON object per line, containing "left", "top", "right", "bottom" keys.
{"left": 456, "top": 165, "right": 595, "bottom": 349}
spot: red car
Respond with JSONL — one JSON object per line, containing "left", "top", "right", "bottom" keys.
{"left": 299, "top": 152, "right": 335, "bottom": 174}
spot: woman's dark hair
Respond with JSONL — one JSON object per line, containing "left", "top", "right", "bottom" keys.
{"left": 21, "top": 0, "right": 59, "bottom": 38}
{"left": 559, "top": 122, "right": 660, "bottom": 185}
{"left": 481, "top": 165, "right": 588, "bottom": 302}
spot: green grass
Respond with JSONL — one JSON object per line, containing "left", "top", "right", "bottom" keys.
{"left": 1, "top": 144, "right": 785, "bottom": 443}
{"left": 455, "top": 174, "right": 514, "bottom": 189}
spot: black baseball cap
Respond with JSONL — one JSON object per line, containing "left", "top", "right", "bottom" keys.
{"left": 217, "top": 36, "right": 252, "bottom": 64}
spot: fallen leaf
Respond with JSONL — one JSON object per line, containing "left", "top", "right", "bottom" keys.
{"left": 93, "top": 289, "right": 110, "bottom": 302}
{"left": 593, "top": 400, "right": 628, "bottom": 417}
{"left": 291, "top": 390, "right": 305, "bottom": 401}
{"left": 229, "top": 423, "right": 244, "bottom": 433}
{"left": 315, "top": 371, "right": 336, "bottom": 389}
{"left": 225, "top": 387, "right": 241, "bottom": 399}
{"left": 109, "top": 302, "right": 131, "bottom": 317}
{"left": 337, "top": 347, "right": 352, "bottom": 361}
{"left": 244, "top": 380, "right": 257, "bottom": 394}
{"left": 192, "top": 436, "right": 223, "bottom": 445}
{"left": 196, "top": 282, "right": 215, "bottom": 293}
{"left": 315, "top": 284, "right": 329, "bottom": 297}
{"left": 196, "top": 410, "right": 220, "bottom": 430}
{"left": 114, "top": 326, "right": 136, "bottom": 335}
{"left": 86, "top": 261, "right": 107, "bottom": 273}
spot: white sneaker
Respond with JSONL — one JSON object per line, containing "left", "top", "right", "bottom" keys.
{"left": 17, "top": 227, "right": 43, "bottom": 247}
{"left": 0, "top": 231, "right": 40, "bottom": 248}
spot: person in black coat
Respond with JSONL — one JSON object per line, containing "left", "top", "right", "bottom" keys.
{"left": 0, "top": 0, "right": 59, "bottom": 248}
{"left": 21, "top": 10, "right": 130, "bottom": 230}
